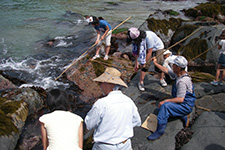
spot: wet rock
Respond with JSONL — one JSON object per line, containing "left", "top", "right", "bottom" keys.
{"left": 66, "top": 55, "right": 134, "bottom": 102}
{"left": 181, "top": 111, "right": 225, "bottom": 150}
{"left": 195, "top": 93, "right": 225, "bottom": 115}
{"left": 1, "top": 87, "right": 44, "bottom": 116}
{"left": 0, "top": 75, "right": 17, "bottom": 90}
{"left": 0, "top": 97, "right": 29, "bottom": 150}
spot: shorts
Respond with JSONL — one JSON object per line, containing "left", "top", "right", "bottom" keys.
{"left": 152, "top": 49, "right": 165, "bottom": 73}
{"left": 97, "top": 30, "right": 112, "bottom": 47}
{"left": 218, "top": 53, "right": 225, "bottom": 66}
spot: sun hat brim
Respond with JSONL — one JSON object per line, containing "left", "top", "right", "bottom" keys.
{"left": 93, "top": 68, "right": 128, "bottom": 88}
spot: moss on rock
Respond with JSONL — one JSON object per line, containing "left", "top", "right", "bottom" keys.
{"left": 190, "top": 71, "right": 215, "bottom": 82}
{"left": 147, "top": 17, "right": 183, "bottom": 35}
{"left": 0, "top": 97, "right": 22, "bottom": 136}
{"left": 178, "top": 37, "right": 208, "bottom": 61}
{"left": 112, "top": 28, "right": 128, "bottom": 34}
{"left": 184, "top": 2, "right": 225, "bottom": 19}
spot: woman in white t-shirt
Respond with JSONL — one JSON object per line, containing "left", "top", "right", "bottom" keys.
{"left": 211, "top": 29, "right": 225, "bottom": 86}
{"left": 39, "top": 89, "right": 83, "bottom": 150}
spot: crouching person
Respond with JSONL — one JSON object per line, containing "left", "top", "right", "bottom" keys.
{"left": 85, "top": 67, "right": 141, "bottom": 150}
{"left": 147, "top": 56, "right": 196, "bottom": 140}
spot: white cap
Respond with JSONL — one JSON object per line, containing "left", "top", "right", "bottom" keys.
{"left": 86, "top": 16, "right": 93, "bottom": 23}
{"left": 170, "top": 56, "right": 188, "bottom": 68}
{"left": 163, "top": 50, "right": 172, "bottom": 55}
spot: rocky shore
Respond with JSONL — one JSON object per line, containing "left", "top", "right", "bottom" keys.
{"left": 1, "top": 1, "right": 225, "bottom": 150}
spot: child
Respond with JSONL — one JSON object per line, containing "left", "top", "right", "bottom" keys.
{"left": 210, "top": 29, "right": 225, "bottom": 86}
{"left": 89, "top": 16, "right": 112, "bottom": 60}
{"left": 39, "top": 89, "right": 83, "bottom": 150}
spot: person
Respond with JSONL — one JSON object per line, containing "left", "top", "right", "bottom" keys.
{"left": 127, "top": 27, "right": 164, "bottom": 91}
{"left": 87, "top": 16, "right": 112, "bottom": 60}
{"left": 210, "top": 29, "right": 225, "bottom": 86}
{"left": 84, "top": 67, "right": 141, "bottom": 150}
{"left": 147, "top": 56, "right": 196, "bottom": 140}
{"left": 160, "top": 50, "right": 188, "bottom": 87}
{"left": 39, "top": 89, "right": 83, "bottom": 150}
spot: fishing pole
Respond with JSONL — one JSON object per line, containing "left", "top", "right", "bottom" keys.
{"left": 55, "top": 16, "right": 132, "bottom": 81}
{"left": 142, "top": 26, "right": 203, "bottom": 72}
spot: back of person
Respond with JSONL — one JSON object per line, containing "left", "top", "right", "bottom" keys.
{"left": 95, "top": 19, "right": 112, "bottom": 32}
{"left": 92, "top": 91, "right": 138, "bottom": 144}
{"left": 39, "top": 110, "right": 83, "bottom": 150}
{"left": 146, "top": 31, "right": 164, "bottom": 51}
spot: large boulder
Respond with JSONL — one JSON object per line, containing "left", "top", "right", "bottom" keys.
{"left": 66, "top": 55, "right": 134, "bottom": 102}
{"left": 0, "top": 97, "right": 29, "bottom": 150}
{"left": 181, "top": 111, "right": 225, "bottom": 150}
{"left": 0, "top": 87, "right": 44, "bottom": 150}
{"left": 0, "top": 75, "right": 17, "bottom": 90}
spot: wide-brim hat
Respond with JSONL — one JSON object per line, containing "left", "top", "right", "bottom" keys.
{"left": 93, "top": 67, "right": 128, "bottom": 88}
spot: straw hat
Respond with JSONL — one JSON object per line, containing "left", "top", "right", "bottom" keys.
{"left": 93, "top": 67, "right": 128, "bottom": 88}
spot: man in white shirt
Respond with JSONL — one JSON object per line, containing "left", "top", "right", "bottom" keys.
{"left": 85, "top": 67, "right": 141, "bottom": 150}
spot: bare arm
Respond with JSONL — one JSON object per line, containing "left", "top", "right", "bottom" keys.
{"left": 146, "top": 48, "right": 153, "bottom": 62}
{"left": 159, "top": 97, "right": 184, "bottom": 108}
{"left": 40, "top": 122, "right": 48, "bottom": 150}
{"left": 95, "top": 30, "right": 101, "bottom": 44}
{"left": 152, "top": 57, "right": 169, "bottom": 74}
{"left": 101, "top": 25, "right": 110, "bottom": 40}
{"left": 78, "top": 122, "right": 83, "bottom": 149}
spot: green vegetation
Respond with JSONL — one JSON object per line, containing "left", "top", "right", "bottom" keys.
{"left": 112, "top": 28, "right": 128, "bottom": 34}
{"left": 184, "top": 2, "right": 225, "bottom": 19}
{"left": 178, "top": 37, "right": 208, "bottom": 61}
{"left": 190, "top": 72, "right": 215, "bottom": 82}
{"left": 0, "top": 97, "right": 21, "bottom": 136}
{"left": 147, "top": 17, "right": 183, "bottom": 35}
{"left": 91, "top": 58, "right": 113, "bottom": 77}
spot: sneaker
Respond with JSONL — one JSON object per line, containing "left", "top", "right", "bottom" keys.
{"left": 210, "top": 81, "right": 218, "bottom": 86}
{"left": 92, "top": 55, "right": 100, "bottom": 60}
{"left": 160, "top": 79, "right": 167, "bottom": 87}
{"left": 104, "top": 55, "right": 108, "bottom": 60}
{"left": 218, "top": 81, "right": 223, "bottom": 86}
{"left": 138, "top": 82, "right": 145, "bottom": 91}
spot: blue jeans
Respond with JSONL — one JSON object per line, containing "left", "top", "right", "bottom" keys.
{"left": 157, "top": 102, "right": 192, "bottom": 124}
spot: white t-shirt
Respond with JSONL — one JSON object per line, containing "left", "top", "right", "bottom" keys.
{"left": 219, "top": 39, "right": 225, "bottom": 54}
{"left": 146, "top": 31, "right": 164, "bottom": 52}
{"left": 39, "top": 110, "right": 83, "bottom": 150}
{"left": 163, "top": 55, "right": 188, "bottom": 72}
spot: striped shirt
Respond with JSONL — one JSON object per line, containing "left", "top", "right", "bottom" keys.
{"left": 168, "top": 70, "right": 193, "bottom": 98}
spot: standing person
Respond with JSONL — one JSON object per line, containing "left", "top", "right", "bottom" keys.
{"left": 127, "top": 27, "right": 164, "bottom": 91}
{"left": 89, "top": 16, "right": 112, "bottom": 60}
{"left": 85, "top": 67, "right": 141, "bottom": 150}
{"left": 160, "top": 50, "right": 188, "bottom": 87}
{"left": 147, "top": 56, "right": 196, "bottom": 140}
{"left": 210, "top": 29, "right": 225, "bottom": 86}
{"left": 39, "top": 89, "right": 83, "bottom": 150}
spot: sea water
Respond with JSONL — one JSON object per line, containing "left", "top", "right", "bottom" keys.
{"left": 0, "top": 0, "right": 207, "bottom": 89}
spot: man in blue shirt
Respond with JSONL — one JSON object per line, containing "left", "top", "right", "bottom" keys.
{"left": 90, "top": 16, "right": 112, "bottom": 60}
{"left": 85, "top": 67, "right": 141, "bottom": 150}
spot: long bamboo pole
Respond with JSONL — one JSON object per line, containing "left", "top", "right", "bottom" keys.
{"left": 55, "top": 16, "right": 132, "bottom": 80}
